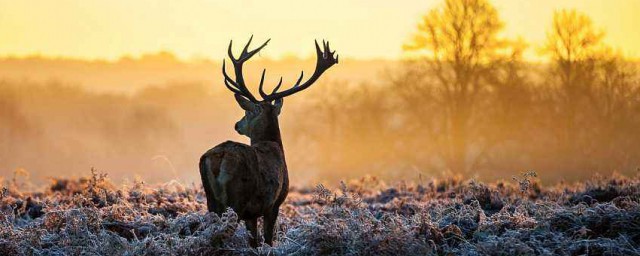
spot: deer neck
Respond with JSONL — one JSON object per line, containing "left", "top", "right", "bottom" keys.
{"left": 250, "top": 117, "right": 284, "bottom": 150}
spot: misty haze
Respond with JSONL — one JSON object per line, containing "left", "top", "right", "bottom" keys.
{"left": 1, "top": 0, "right": 640, "bottom": 254}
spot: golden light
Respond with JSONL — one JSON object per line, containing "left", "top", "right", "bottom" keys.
{"left": 0, "top": 0, "right": 638, "bottom": 61}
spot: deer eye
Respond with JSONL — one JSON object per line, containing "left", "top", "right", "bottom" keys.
{"left": 246, "top": 108, "right": 260, "bottom": 117}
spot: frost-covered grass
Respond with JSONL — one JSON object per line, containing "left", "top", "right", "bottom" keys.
{"left": 1, "top": 171, "right": 639, "bottom": 255}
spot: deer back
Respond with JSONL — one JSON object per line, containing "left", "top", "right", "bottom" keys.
{"left": 200, "top": 140, "right": 286, "bottom": 218}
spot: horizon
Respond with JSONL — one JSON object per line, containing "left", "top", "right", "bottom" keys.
{"left": 4, "top": 50, "right": 640, "bottom": 64}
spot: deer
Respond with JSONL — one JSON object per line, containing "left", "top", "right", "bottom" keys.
{"left": 199, "top": 36, "right": 338, "bottom": 247}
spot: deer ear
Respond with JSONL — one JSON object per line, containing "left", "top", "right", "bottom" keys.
{"left": 274, "top": 98, "right": 284, "bottom": 115}
{"left": 234, "top": 94, "right": 256, "bottom": 111}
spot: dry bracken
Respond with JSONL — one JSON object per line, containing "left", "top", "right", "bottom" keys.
{"left": 0, "top": 172, "right": 639, "bottom": 255}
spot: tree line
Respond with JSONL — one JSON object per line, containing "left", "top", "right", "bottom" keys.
{"left": 288, "top": 0, "right": 640, "bottom": 182}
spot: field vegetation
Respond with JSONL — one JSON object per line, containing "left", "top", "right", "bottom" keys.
{"left": 0, "top": 171, "right": 638, "bottom": 255}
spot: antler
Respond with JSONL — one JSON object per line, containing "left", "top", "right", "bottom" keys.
{"left": 222, "top": 36, "right": 338, "bottom": 102}
{"left": 260, "top": 40, "right": 338, "bottom": 102}
{"left": 222, "top": 35, "right": 270, "bottom": 103}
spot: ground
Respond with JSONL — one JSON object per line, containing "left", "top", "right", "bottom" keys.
{"left": 0, "top": 171, "right": 639, "bottom": 255}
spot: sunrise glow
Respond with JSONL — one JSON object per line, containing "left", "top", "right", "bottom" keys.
{"left": 1, "top": 0, "right": 639, "bottom": 61}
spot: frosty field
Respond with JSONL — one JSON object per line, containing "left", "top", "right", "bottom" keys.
{"left": 0, "top": 171, "right": 638, "bottom": 255}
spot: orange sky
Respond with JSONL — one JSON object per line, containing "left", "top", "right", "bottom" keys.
{"left": 0, "top": 0, "right": 638, "bottom": 61}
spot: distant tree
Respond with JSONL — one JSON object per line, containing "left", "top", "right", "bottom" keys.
{"left": 591, "top": 57, "right": 640, "bottom": 171}
{"left": 285, "top": 80, "right": 399, "bottom": 180}
{"left": 0, "top": 83, "right": 33, "bottom": 158}
{"left": 479, "top": 39, "right": 536, "bottom": 174}
{"left": 541, "top": 10, "right": 591, "bottom": 160}
{"left": 542, "top": 10, "right": 606, "bottom": 119}
{"left": 402, "top": 0, "right": 511, "bottom": 174}
{"left": 543, "top": 10, "right": 605, "bottom": 70}
{"left": 540, "top": 9, "right": 640, "bottom": 174}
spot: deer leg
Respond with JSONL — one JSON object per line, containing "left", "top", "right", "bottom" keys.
{"left": 263, "top": 207, "right": 280, "bottom": 246}
{"left": 245, "top": 218, "right": 259, "bottom": 247}
{"left": 199, "top": 157, "right": 218, "bottom": 213}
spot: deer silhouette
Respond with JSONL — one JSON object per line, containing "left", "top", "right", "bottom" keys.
{"left": 199, "top": 36, "right": 338, "bottom": 246}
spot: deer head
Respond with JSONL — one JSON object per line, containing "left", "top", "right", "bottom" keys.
{"left": 222, "top": 36, "right": 338, "bottom": 143}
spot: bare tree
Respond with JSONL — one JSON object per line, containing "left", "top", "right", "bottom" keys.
{"left": 403, "top": 0, "right": 510, "bottom": 174}
{"left": 543, "top": 10, "right": 606, "bottom": 149}
{"left": 541, "top": 10, "right": 606, "bottom": 173}
{"left": 537, "top": 9, "right": 640, "bottom": 175}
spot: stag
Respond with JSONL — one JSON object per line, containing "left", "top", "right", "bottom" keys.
{"left": 199, "top": 36, "right": 338, "bottom": 246}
